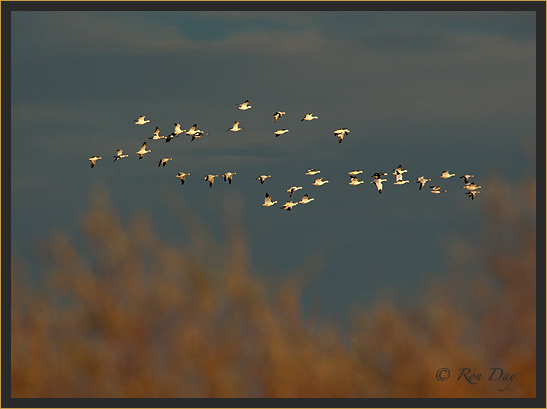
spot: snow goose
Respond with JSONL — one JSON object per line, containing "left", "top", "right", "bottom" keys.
{"left": 301, "top": 113, "right": 318, "bottom": 121}
{"left": 312, "top": 178, "right": 329, "bottom": 186}
{"left": 462, "top": 182, "right": 481, "bottom": 191}
{"left": 281, "top": 201, "right": 299, "bottom": 211}
{"left": 393, "top": 172, "right": 409, "bottom": 185}
{"left": 371, "top": 178, "right": 387, "bottom": 194}
{"left": 430, "top": 186, "right": 447, "bottom": 194}
{"left": 466, "top": 190, "right": 481, "bottom": 200}
{"left": 460, "top": 174, "right": 475, "bottom": 184}
{"left": 227, "top": 121, "right": 244, "bottom": 132}
{"left": 272, "top": 111, "right": 286, "bottom": 122}
{"left": 174, "top": 172, "right": 190, "bottom": 185}
{"left": 348, "top": 170, "right": 363, "bottom": 176}
{"left": 257, "top": 175, "right": 272, "bottom": 184}
{"left": 237, "top": 100, "right": 252, "bottom": 110}
{"left": 134, "top": 115, "right": 150, "bottom": 125}
{"left": 262, "top": 193, "right": 277, "bottom": 207}
{"left": 274, "top": 129, "right": 289, "bottom": 137}
{"left": 299, "top": 194, "right": 315, "bottom": 204}
{"left": 416, "top": 176, "right": 431, "bottom": 190}
{"left": 149, "top": 126, "right": 166, "bottom": 140}
{"left": 286, "top": 186, "right": 303, "bottom": 197}
{"left": 223, "top": 172, "right": 237, "bottom": 184}
{"left": 441, "top": 170, "right": 455, "bottom": 179}
{"left": 349, "top": 177, "right": 364, "bottom": 186}
{"left": 334, "top": 128, "right": 350, "bottom": 143}
{"left": 88, "top": 155, "right": 102, "bottom": 168}
{"left": 136, "top": 142, "right": 151, "bottom": 159}
{"left": 392, "top": 164, "right": 408, "bottom": 176}
{"left": 113, "top": 149, "right": 128, "bottom": 163}
{"left": 204, "top": 174, "right": 219, "bottom": 188}
{"left": 191, "top": 129, "right": 208, "bottom": 141}
{"left": 305, "top": 169, "right": 320, "bottom": 176}
{"left": 158, "top": 157, "right": 173, "bottom": 167}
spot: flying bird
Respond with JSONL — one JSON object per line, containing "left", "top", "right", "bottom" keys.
{"left": 158, "top": 158, "right": 173, "bottom": 167}
{"left": 149, "top": 126, "right": 165, "bottom": 140}
{"left": 257, "top": 175, "right": 271, "bottom": 184}
{"left": 371, "top": 172, "right": 388, "bottom": 180}
{"left": 136, "top": 142, "right": 151, "bottom": 159}
{"left": 272, "top": 111, "right": 286, "bottom": 122}
{"left": 460, "top": 174, "right": 475, "bottom": 184}
{"left": 333, "top": 128, "right": 350, "bottom": 143}
{"left": 174, "top": 172, "right": 190, "bottom": 185}
{"left": 262, "top": 193, "right": 277, "bottom": 207}
{"left": 312, "top": 178, "right": 329, "bottom": 186}
{"left": 227, "top": 121, "right": 244, "bottom": 132}
{"left": 349, "top": 177, "right": 364, "bottom": 186}
{"left": 466, "top": 190, "right": 481, "bottom": 200}
{"left": 299, "top": 194, "right": 315, "bottom": 204}
{"left": 462, "top": 182, "right": 481, "bottom": 191}
{"left": 441, "top": 170, "right": 456, "bottom": 179}
{"left": 286, "top": 186, "right": 303, "bottom": 197}
{"left": 204, "top": 174, "right": 219, "bottom": 188}
{"left": 416, "top": 176, "right": 431, "bottom": 190}
{"left": 237, "top": 100, "right": 252, "bottom": 110}
{"left": 392, "top": 165, "right": 408, "bottom": 176}
{"left": 134, "top": 115, "right": 150, "bottom": 125}
{"left": 88, "top": 155, "right": 102, "bottom": 168}
{"left": 348, "top": 170, "right": 363, "bottom": 176}
{"left": 281, "top": 201, "right": 299, "bottom": 211}
{"left": 305, "top": 169, "right": 320, "bottom": 176}
{"left": 113, "top": 149, "right": 128, "bottom": 163}
{"left": 274, "top": 129, "right": 289, "bottom": 137}
{"left": 223, "top": 172, "right": 237, "bottom": 184}
{"left": 301, "top": 113, "right": 318, "bottom": 121}
{"left": 371, "top": 178, "right": 387, "bottom": 194}
{"left": 430, "top": 186, "right": 447, "bottom": 194}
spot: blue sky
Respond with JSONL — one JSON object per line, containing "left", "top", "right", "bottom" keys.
{"left": 10, "top": 9, "right": 536, "bottom": 321}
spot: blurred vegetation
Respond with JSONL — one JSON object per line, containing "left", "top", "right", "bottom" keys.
{"left": 11, "top": 179, "right": 536, "bottom": 398}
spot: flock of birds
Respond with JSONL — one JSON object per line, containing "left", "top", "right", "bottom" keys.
{"left": 88, "top": 99, "right": 482, "bottom": 211}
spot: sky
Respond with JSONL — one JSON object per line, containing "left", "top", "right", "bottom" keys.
{"left": 10, "top": 8, "right": 537, "bottom": 322}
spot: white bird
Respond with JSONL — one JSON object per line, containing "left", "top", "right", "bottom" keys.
{"left": 136, "top": 142, "right": 151, "bottom": 159}
{"left": 272, "top": 111, "right": 286, "bottom": 122}
{"left": 281, "top": 201, "right": 299, "bottom": 211}
{"left": 299, "top": 194, "right": 315, "bottom": 204}
{"left": 462, "top": 182, "right": 481, "bottom": 191}
{"left": 257, "top": 175, "right": 271, "bottom": 184}
{"left": 113, "top": 149, "right": 128, "bottom": 163}
{"left": 262, "top": 193, "right": 277, "bottom": 207}
{"left": 301, "top": 113, "right": 318, "bottom": 121}
{"left": 393, "top": 179, "right": 409, "bottom": 186}
{"left": 185, "top": 124, "right": 199, "bottom": 137}
{"left": 274, "top": 129, "right": 289, "bottom": 137}
{"left": 392, "top": 164, "right": 408, "bottom": 176}
{"left": 134, "top": 115, "right": 150, "bottom": 125}
{"left": 466, "top": 190, "right": 481, "bottom": 200}
{"left": 430, "top": 186, "right": 447, "bottom": 194}
{"left": 158, "top": 157, "right": 173, "bottom": 167}
{"left": 371, "top": 178, "right": 387, "bottom": 194}
{"left": 348, "top": 170, "right": 363, "bottom": 176}
{"left": 204, "top": 174, "right": 219, "bottom": 188}
{"left": 460, "top": 174, "right": 475, "bottom": 184}
{"left": 441, "top": 170, "right": 456, "bottom": 179}
{"left": 416, "top": 176, "right": 431, "bottom": 190}
{"left": 149, "top": 126, "right": 165, "bottom": 140}
{"left": 223, "top": 172, "right": 237, "bottom": 184}
{"left": 88, "top": 155, "right": 102, "bottom": 168}
{"left": 286, "top": 186, "right": 303, "bottom": 197}
{"left": 166, "top": 123, "right": 186, "bottom": 142}
{"left": 237, "top": 100, "right": 252, "bottom": 110}
{"left": 334, "top": 128, "right": 350, "bottom": 143}
{"left": 305, "top": 169, "right": 320, "bottom": 176}
{"left": 191, "top": 129, "right": 208, "bottom": 141}
{"left": 227, "top": 121, "right": 244, "bottom": 132}
{"left": 174, "top": 172, "right": 190, "bottom": 185}
{"left": 349, "top": 177, "right": 364, "bottom": 186}
{"left": 312, "top": 178, "right": 329, "bottom": 186}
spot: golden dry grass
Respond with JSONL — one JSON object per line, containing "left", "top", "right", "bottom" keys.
{"left": 11, "top": 179, "right": 536, "bottom": 398}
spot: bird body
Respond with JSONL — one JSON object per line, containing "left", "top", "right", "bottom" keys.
{"left": 134, "top": 115, "right": 150, "bottom": 125}
{"left": 228, "top": 121, "right": 244, "bottom": 132}
{"left": 313, "top": 178, "right": 329, "bottom": 186}
{"left": 430, "top": 186, "right": 447, "bottom": 194}
{"left": 204, "top": 174, "right": 219, "bottom": 188}
{"left": 136, "top": 142, "right": 151, "bottom": 159}
{"left": 237, "top": 100, "right": 252, "bottom": 110}
{"left": 89, "top": 156, "right": 102, "bottom": 168}
{"left": 299, "top": 194, "right": 315, "bottom": 204}
{"left": 149, "top": 126, "right": 165, "bottom": 140}
{"left": 462, "top": 182, "right": 481, "bottom": 191}
{"left": 460, "top": 174, "right": 476, "bottom": 184}
{"left": 274, "top": 129, "right": 289, "bottom": 137}
{"left": 349, "top": 177, "right": 364, "bottom": 186}
{"left": 372, "top": 178, "right": 387, "bottom": 194}
{"left": 334, "top": 128, "right": 350, "bottom": 143}
{"left": 175, "top": 172, "right": 190, "bottom": 185}
{"left": 348, "top": 170, "right": 363, "bottom": 176}
{"left": 305, "top": 169, "right": 320, "bottom": 176}
{"left": 371, "top": 172, "right": 388, "bottom": 180}
{"left": 158, "top": 158, "right": 173, "bottom": 167}
{"left": 287, "top": 186, "right": 303, "bottom": 197}
{"left": 223, "top": 172, "right": 237, "bottom": 184}
{"left": 466, "top": 190, "right": 481, "bottom": 200}
{"left": 113, "top": 149, "right": 128, "bottom": 162}
{"left": 262, "top": 193, "right": 277, "bottom": 207}
{"left": 441, "top": 170, "right": 455, "bottom": 179}
{"left": 416, "top": 176, "right": 431, "bottom": 190}
{"left": 257, "top": 175, "right": 272, "bottom": 184}
{"left": 281, "top": 201, "right": 299, "bottom": 211}
{"left": 273, "top": 111, "right": 286, "bottom": 122}
{"left": 301, "top": 113, "right": 318, "bottom": 121}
